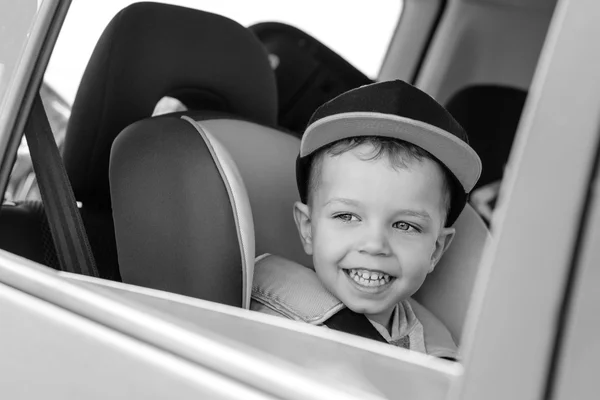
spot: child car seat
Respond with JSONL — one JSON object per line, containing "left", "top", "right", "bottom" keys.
{"left": 111, "top": 116, "right": 255, "bottom": 307}
{"left": 108, "top": 4, "right": 309, "bottom": 305}
{"left": 0, "top": 2, "right": 278, "bottom": 280}
{"left": 111, "top": 113, "right": 312, "bottom": 307}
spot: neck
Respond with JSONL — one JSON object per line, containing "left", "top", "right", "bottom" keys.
{"left": 366, "top": 307, "right": 394, "bottom": 334}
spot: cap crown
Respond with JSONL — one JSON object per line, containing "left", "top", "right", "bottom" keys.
{"left": 306, "top": 80, "right": 469, "bottom": 146}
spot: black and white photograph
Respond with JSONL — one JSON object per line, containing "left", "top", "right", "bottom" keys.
{"left": 0, "top": 0, "right": 594, "bottom": 399}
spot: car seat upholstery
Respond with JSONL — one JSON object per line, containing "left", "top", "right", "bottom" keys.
{"left": 182, "top": 117, "right": 312, "bottom": 267}
{"left": 413, "top": 204, "right": 491, "bottom": 343}
{"left": 111, "top": 114, "right": 311, "bottom": 300}
{"left": 111, "top": 116, "right": 254, "bottom": 307}
{"left": 249, "top": 22, "right": 372, "bottom": 134}
{"left": 0, "top": 2, "right": 277, "bottom": 280}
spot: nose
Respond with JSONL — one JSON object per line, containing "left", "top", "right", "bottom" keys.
{"left": 358, "top": 224, "right": 392, "bottom": 256}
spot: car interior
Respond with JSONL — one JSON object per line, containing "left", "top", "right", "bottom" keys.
{"left": 0, "top": 0, "right": 558, "bottom": 350}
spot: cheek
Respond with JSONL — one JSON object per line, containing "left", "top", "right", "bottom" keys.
{"left": 392, "top": 243, "right": 432, "bottom": 297}
{"left": 392, "top": 238, "right": 436, "bottom": 273}
{"left": 312, "top": 222, "right": 351, "bottom": 264}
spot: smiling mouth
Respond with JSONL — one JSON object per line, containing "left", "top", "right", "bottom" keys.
{"left": 344, "top": 268, "right": 394, "bottom": 288}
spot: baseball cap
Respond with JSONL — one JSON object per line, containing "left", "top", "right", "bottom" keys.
{"left": 296, "top": 80, "right": 482, "bottom": 226}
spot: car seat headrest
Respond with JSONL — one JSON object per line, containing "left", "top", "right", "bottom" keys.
{"left": 445, "top": 85, "right": 527, "bottom": 189}
{"left": 414, "top": 204, "right": 491, "bottom": 343}
{"left": 110, "top": 115, "right": 255, "bottom": 308}
{"left": 249, "top": 22, "right": 372, "bottom": 133}
{"left": 178, "top": 116, "right": 312, "bottom": 267}
{"left": 64, "top": 2, "right": 277, "bottom": 208}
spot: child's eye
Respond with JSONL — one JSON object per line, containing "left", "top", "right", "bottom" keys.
{"left": 333, "top": 213, "right": 359, "bottom": 223}
{"left": 393, "top": 221, "right": 418, "bottom": 232}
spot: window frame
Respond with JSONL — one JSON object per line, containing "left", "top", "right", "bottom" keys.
{"left": 454, "top": 0, "right": 600, "bottom": 398}
{"left": 0, "top": 0, "right": 69, "bottom": 199}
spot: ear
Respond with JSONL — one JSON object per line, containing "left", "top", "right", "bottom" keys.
{"left": 293, "top": 201, "right": 313, "bottom": 255}
{"left": 429, "top": 227, "right": 455, "bottom": 273}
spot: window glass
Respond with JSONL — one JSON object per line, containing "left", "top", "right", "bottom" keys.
{"left": 0, "top": 1, "right": 39, "bottom": 123}
{"left": 1, "top": 0, "right": 43, "bottom": 203}
{"left": 7, "top": 0, "right": 403, "bottom": 202}
{"left": 44, "top": 0, "right": 403, "bottom": 105}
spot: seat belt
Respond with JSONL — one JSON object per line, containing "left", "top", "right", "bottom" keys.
{"left": 23, "top": 94, "right": 99, "bottom": 277}
{"left": 324, "top": 307, "right": 390, "bottom": 345}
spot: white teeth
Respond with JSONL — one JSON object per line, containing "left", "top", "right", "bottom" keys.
{"left": 356, "top": 269, "right": 389, "bottom": 281}
{"left": 349, "top": 269, "right": 392, "bottom": 287}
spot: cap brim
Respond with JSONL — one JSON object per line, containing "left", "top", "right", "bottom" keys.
{"left": 301, "top": 112, "right": 482, "bottom": 193}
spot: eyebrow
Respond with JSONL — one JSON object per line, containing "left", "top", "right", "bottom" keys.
{"left": 323, "top": 198, "right": 432, "bottom": 221}
{"left": 396, "top": 210, "right": 432, "bottom": 221}
{"left": 324, "top": 198, "right": 362, "bottom": 207}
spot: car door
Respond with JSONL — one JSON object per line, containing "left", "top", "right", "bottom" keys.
{"left": 1, "top": 0, "right": 600, "bottom": 399}
{"left": 453, "top": 0, "right": 600, "bottom": 399}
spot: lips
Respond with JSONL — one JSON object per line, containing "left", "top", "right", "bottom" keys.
{"left": 345, "top": 268, "right": 393, "bottom": 287}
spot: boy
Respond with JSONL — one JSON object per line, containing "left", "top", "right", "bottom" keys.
{"left": 251, "top": 80, "right": 481, "bottom": 360}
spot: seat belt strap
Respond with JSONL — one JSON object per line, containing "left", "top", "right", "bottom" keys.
{"left": 24, "top": 94, "right": 99, "bottom": 277}
{"left": 323, "top": 307, "right": 390, "bottom": 345}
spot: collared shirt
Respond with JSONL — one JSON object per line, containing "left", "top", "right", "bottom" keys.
{"left": 368, "top": 300, "right": 427, "bottom": 353}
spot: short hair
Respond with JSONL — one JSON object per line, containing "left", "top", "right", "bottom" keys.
{"left": 307, "top": 136, "right": 454, "bottom": 223}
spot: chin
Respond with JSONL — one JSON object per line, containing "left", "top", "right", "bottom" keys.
{"left": 342, "top": 297, "right": 393, "bottom": 316}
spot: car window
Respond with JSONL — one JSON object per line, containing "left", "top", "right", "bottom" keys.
{"left": 0, "top": 1, "right": 39, "bottom": 112}
{"left": 45, "top": 0, "right": 403, "bottom": 105}
{"left": 5, "top": 0, "right": 402, "bottom": 203}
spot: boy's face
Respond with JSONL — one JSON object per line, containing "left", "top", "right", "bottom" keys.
{"left": 294, "top": 144, "right": 455, "bottom": 326}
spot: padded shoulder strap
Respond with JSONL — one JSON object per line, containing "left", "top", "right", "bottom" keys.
{"left": 251, "top": 254, "right": 343, "bottom": 324}
{"left": 251, "top": 254, "right": 386, "bottom": 343}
